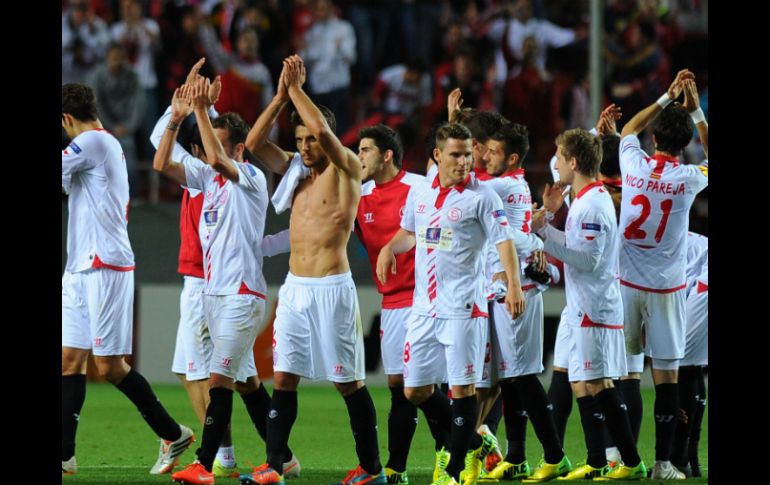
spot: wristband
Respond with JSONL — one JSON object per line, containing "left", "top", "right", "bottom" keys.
{"left": 656, "top": 92, "right": 672, "bottom": 108}
{"left": 689, "top": 107, "right": 706, "bottom": 124}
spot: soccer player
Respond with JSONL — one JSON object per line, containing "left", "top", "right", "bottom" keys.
{"left": 377, "top": 122, "right": 526, "bottom": 485}
{"left": 618, "top": 71, "right": 708, "bottom": 480}
{"left": 533, "top": 129, "right": 647, "bottom": 481}
{"left": 478, "top": 123, "right": 571, "bottom": 482}
{"left": 62, "top": 83, "right": 194, "bottom": 475}
{"left": 670, "top": 232, "right": 708, "bottom": 477}
{"left": 148, "top": 59, "right": 299, "bottom": 479}
{"left": 242, "top": 55, "right": 385, "bottom": 485}
{"left": 355, "top": 124, "right": 451, "bottom": 484}
{"left": 151, "top": 76, "right": 272, "bottom": 485}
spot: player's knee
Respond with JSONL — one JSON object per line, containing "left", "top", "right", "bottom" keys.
{"left": 235, "top": 377, "right": 259, "bottom": 395}
{"left": 404, "top": 386, "right": 430, "bottom": 404}
{"left": 61, "top": 349, "right": 88, "bottom": 376}
{"left": 387, "top": 374, "right": 404, "bottom": 388}
{"left": 334, "top": 380, "right": 364, "bottom": 397}
{"left": 93, "top": 357, "right": 128, "bottom": 383}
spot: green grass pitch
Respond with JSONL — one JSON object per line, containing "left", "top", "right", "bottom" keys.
{"left": 64, "top": 383, "right": 707, "bottom": 484}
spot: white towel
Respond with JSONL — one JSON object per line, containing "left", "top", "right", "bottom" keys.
{"left": 271, "top": 152, "right": 310, "bottom": 214}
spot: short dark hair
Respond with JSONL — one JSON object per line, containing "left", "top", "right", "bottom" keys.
{"left": 291, "top": 105, "right": 337, "bottom": 134}
{"left": 651, "top": 103, "right": 694, "bottom": 155}
{"left": 490, "top": 123, "right": 530, "bottom": 162}
{"left": 212, "top": 112, "right": 250, "bottom": 145}
{"left": 62, "top": 83, "right": 98, "bottom": 122}
{"left": 555, "top": 128, "right": 602, "bottom": 177}
{"left": 435, "top": 122, "right": 473, "bottom": 149}
{"left": 464, "top": 111, "right": 509, "bottom": 143}
{"left": 359, "top": 124, "right": 404, "bottom": 168}
{"left": 425, "top": 122, "right": 443, "bottom": 162}
{"left": 600, "top": 134, "right": 620, "bottom": 178}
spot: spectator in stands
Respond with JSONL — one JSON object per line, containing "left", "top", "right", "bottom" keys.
{"left": 63, "top": 0, "right": 111, "bottom": 85}
{"left": 111, "top": 0, "right": 162, "bottom": 160}
{"left": 299, "top": 0, "right": 356, "bottom": 136}
{"left": 89, "top": 43, "right": 145, "bottom": 198}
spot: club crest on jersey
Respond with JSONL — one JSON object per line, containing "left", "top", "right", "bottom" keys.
{"left": 417, "top": 203, "right": 426, "bottom": 214}
{"left": 364, "top": 212, "right": 374, "bottom": 223}
{"left": 448, "top": 207, "right": 462, "bottom": 221}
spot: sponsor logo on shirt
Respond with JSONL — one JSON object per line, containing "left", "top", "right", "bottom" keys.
{"left": 581, "top": 223, "right": 601, "bottom": 231}
{"left": 69, "top": 142, "right": 82, "bottom": 154}
{"left": 492, "top": 209, "right": 505, "bottom": 218}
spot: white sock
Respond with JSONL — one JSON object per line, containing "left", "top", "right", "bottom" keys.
{"left": 215, "top": 446, "right": 236, "bottom": 467}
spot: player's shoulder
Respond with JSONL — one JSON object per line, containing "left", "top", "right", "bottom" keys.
{"left": 400, "top": 171, "right": 425, "bottom": 187}
{"left": 687, "top": 231, "right": 708, "bottom": 248}
{"left": 361, "top": 180, "right": 376, "bottom": 196}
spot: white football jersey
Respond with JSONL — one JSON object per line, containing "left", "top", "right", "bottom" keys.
{"left": 62, "top": 129, "right": 134, "bottom": 273}
{"left": 401, "top": 174, "right": 513, "bottom": 318}
{"left": 542, "top": 182, "right": 623, "bottom": 327}
{"left": 183, "top": 158, "right": 269, "bottom": 296}
{"left": 618, "top": 135, "right": 708, "bottom": 291}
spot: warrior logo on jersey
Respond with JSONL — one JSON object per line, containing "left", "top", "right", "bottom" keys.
{"left": 448, "top": 207, "right": 462, "bottom": 221}
{"left": 417, "top": 204, "right": 426, "bottom": 214}
{"left": 364, "top": 212, "right": 374, "bottom": 223}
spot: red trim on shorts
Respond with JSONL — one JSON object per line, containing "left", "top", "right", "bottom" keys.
{"left": 238, "top": 282, "right": 266, "bottom": 299}
{"left": 521, "top": 284, "right": 537, "bottom": 291}
{"left": 91, "top": 255, "right": 135, "bottom": 272}
{"left": 580, "top": 314, "right": 623, "bottom": 329}
{"left": 471, "top": 303, "right": 489, "bottom": 318}
{"left": 620, "top": 279, "right": 686, "bottom": 294}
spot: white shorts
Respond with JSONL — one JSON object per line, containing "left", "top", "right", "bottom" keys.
{"left": 403, "top": 313, "right": 487, "bottom": 388}
{"left": 680, "top": 286, "right": 708, "bottom": 367}
{"left": 621, "top": 285, "right": 686, "bottom": 360}
{"left": 272, "top": 272, "right": 365, "bottom": 383}
{"left": 62, "top": 269, "right": 134, "bottom": 356}
{"left": 203, "top": 294, "right": 264, "bottom": 382}
{"left": 172, "top": 276, "right": 213, "bottom": 380}
{"left": 479, "top": 290, "right": 545, "bottom": 387}
{"left": 381, "top": 307, "right": 410, "bottom": 375}
{"left": 626, "top": 352, "right": 645, "bottom": 374}
{"left": 553, "top": 307, "right": 571, "bottom": 370}
{"left": 567, "top": 318, "right": 627, "bottom": 382}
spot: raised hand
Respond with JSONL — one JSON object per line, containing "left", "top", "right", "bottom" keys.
{"left": 171, "top": 84, "right": 193, "bottom": 121}
{"left": 191, "top": 75, "right": 211, "bottom": 110}
{"left": 596, "top": 103, "right": 622, "bottom": 137}
{"left": 185, "top": 58, "right": 206, "bottom": 86}
{"left": 448, "top": 88, "right": 464, "bottom": 122}
{"left": 208, "top": 75, "right": 222, "bottom": 107}
{"left": 667, "top": 68, "right": 695, "bottom": 101}
{"left": 682, "top": 79, "right": 700, "bottom": 113}
{"left": 276, "top": 63, "right": 290, "bottom": 102}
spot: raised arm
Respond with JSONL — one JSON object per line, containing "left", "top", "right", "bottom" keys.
{"left": 621, "top": 69, "right": 694, "bottom": 138}
{"left": 284, "top": 55, "right": 361, "bottom": 180}
{"left": 683, "top": 78, "right": 707, "bottom": 158}
{"left": 152, "top": 84, "right": 192, "bottom": 185}
{"left": 448, "top": 88, "right": 464, "bottom": 122}
{"left": 245, "top": 64, "right": 294, "bottom": 174}
{"left": 191, "top": 76, "right": 240, "bottom": 181}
